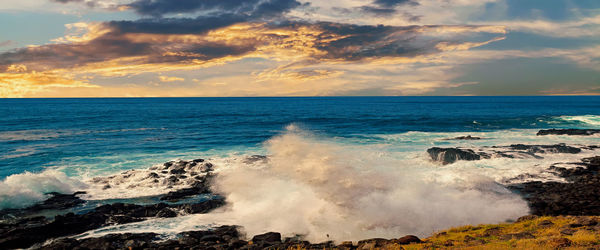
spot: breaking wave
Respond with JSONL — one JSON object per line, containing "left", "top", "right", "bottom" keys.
{"left": 556, "top": 115, "right": 600, "bottom": 127}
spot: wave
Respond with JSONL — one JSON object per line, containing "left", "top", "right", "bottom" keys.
{"left": 555, "top": 115, "right": 600, "bottom": 127}
{"left": 199, "top": 126, "right": 529, "bottom": 242}
{"left": 5, "top": 125, "right": 600, "bottom": 241}
{"left": 0, "top": 170, "right": 87, "bottom": 209}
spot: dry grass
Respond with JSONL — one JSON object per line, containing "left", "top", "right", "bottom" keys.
{"left": 286, "top": 216, "right": 600, "bottom": 249}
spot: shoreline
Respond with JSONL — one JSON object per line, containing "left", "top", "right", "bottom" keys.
{"left": 1, "top": 129, "right": 599, "bottom": 249}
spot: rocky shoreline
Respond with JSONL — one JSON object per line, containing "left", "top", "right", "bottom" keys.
{"left": 1, "top": 128, "right": 599, "bottom": 249}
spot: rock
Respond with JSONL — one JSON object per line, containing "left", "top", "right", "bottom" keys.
{"left": 483, "top": 227, "right": 503, "bottom": 236}
{"left": 463, "top": 235, "right": 476, "bottom": 242}
{"left": 548, "top": 238, "right": 572, "bottom": 248}
{"left": 537, "top": 129, "right": 600, "bottom": 136}
{"left": 575, "top": 217, "right": 598, "bottom": 227}
{"left": 156, "top": 208, "right": 177, "bottom": 218}
{"left": 180, "top": 199, "right": 226, "bottom": 214}
{"left": 159, "top": 180, "right": 212, "bottom": 201}
{"left": 243, "top": 155, "right": 269, "bottom": 164}
{"left": 427, "top": 147, "right": 482, "bottom": 164}
{"left": 509, "top": 144, "right": 581, "bottom": 154}
{"left": 445, "top": 135, "right": 481, "bottom": 140}
{"left": 508, "top": 156, "right": 600, "bottom": 216}
{"left": 499, "top": 232, "right": 535, "bottom": 240}
{"left": 357, "top": 238, "right": 388, "bottom": 249}
{"left": 517, "top": 215, "right": 538, "bottom": 222}
{"left": 0, "top": 198, "right": 225, "bottom": 249}
{"left": 170, "top": 168, "right": 186, "bottom": 175}
{"left": 396, "top": 235, "right": 421, "bottom": 244}
{"left": 252, "top": 232, "right": 281, "bottom": 247}
{"left": 538, "top": 220, "right": 554, "bottom": 228}
{"left": 560, "top": 228, "right": 576, "bottom": 235}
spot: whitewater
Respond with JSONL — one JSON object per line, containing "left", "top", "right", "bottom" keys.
{"left": 0, "top": 97, "right": 599, "bottom": 242}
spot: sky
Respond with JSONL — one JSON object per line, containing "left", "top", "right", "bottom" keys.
{"left": 0, "top": 0, "right": 599, "bottom": 97}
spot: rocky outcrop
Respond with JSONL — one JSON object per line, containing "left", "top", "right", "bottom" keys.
{"left": 427, "top": 147, "right": 483, "bottom": 164}
{"left": 39, "top": 225, "right": 422, "bottom": 250}
{"left": 507, "top": 144, "right": 581, "bottom": 154}
{"left": 428, "top": 143, "right": 586, "bottom": 164}
{"left": 0, "top": 192, "right": 86, "bottom": 220}
{"left": 508, "top": 156, "right": 600, "bottom": 216}
{"left": 537, "top": 129, "right": 600, "bottom": 136}
{"left": 443, "top": 135, "right": 482, "bottom": 140}
{"left": 0, "top": 198, "right": 225, "bottom": 249}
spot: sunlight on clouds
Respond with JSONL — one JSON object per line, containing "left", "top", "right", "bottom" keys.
{"left": 158, "top": 75, "right": 184, "bottom": 82}
{"left": 0, "top": 70, "right": 98, "bottom": 98}
{"left": 51, "top": 22, "right": 111, "bottom": 43}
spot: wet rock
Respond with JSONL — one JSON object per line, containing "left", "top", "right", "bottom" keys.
{"left": 156, "top": 208, "right": 177, "bottom": 218}
{"left": 243, "top": 155, "right": 269, "bottom": 164}
{"left": 160, "top": 178, "right": 212, "bottom": 202}
{"left": 509, "top": 143, "right": 581, "bottom": 154}
{"left": 427, "top": 147, "right": 482, "bottom": 164}
{"left": 0, "top": 192, "right": 86, "bottom": 222}
{"left": 537, "top": 129, "right": 600, "bottom": 136}
{"left": 170, "top": 168, "right": 186, "bottom": 175}
{"left": 0, "top": 199, "right": 225, "bottom": 249}
{"left": 445, "top": 135, "right": 481, "bottom": 140}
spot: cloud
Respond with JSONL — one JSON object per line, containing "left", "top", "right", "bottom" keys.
{"left": 357, "top": 0, "right": 419, "bottom": 17}
{"left": 0, "top": 70, "right": 98, "bottom": 97}
{"left": 373, "top": 0, "right": 418, "bottom": 8}
{"left": 124, "top": 0, "right": 302, "bottom": 17}
{"left": 158, "top": 75, "right": 184, "bottom": 82}
{"left": 0, "top": 41, "right": 15, "bottom": 47}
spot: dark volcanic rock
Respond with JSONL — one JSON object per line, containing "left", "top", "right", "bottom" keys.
{"left": 38, "top": 224, "right": 425, "bottom": 250}
{"left": 160, "top": 174, "right": 213, "bottom": 201}
{"left": 156, "top": 208, "right": 177, "bottom": 218}
{"left": 0, "top": 192, "right": 87, "bottom": 220}
{"left": 396, "top": 235, "right": 422, "bottom": 244}
{"left": 427, "top": 147, "right": 483, "bottom": 164}
{"left": 444, "top": 135, "right": 482, "bottom": 140}
{"left": 508, "top": 156, "right": 600, "bottom": 216}
{"left": 537, "top": 129, "right": 600, "bottom": 136}
{"left": 509, "top": 143, "right": 581, "bottom": 154}
{"left": 243, "top": 155, "right": 269, "bottom": 164}
{"left": 252, "top": 232, "right": 282, "bottom": 247}
{"left": 0, "top": 198, "right": 225, "bottom": 249}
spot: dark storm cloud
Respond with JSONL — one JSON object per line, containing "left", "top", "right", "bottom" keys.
{"left": 50, "top": 0, "right": 83, "bottom": 3}
{"left": 108, "top": 14, "right": 247, "bottom": 34}
{"left": 308, "top": 22, "right": 430, "bottom": 60}
{"left": 373, "top": 0, "right": 418, "bottom": 8}
{"left": 359, "top": 0, "right": 419, "bottom": 17}
{"left": 125, "top": 0, "right": 302, "bottom": 17}
{"left": 0, "top": 12, "right": 499, "bottom": 74}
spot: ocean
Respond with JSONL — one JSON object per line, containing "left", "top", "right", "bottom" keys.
{"left": 1, "top": 96, "right": 600, "bottom": 241}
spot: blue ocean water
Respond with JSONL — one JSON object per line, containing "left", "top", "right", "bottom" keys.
{"left": 2, "top": 96, "right": 600, "bottom": 240}
{"left": 1, "top": 96, "right": 599, "bottom": 179}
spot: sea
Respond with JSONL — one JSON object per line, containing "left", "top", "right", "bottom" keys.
{"left": 1, "top": 96, "right": 599, "bottom": 241}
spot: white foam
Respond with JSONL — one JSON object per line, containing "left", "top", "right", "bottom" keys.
{"left": 203, "top": 127, "right": 530, "bottom": 242}
{"left": 0, "top": 170, "right": 87, "bottom": 209}
{"left": 81, "top": 160, "right": 212, "bottom": 200}
{"left": 557, "top": 115, "right": 600, "bottom": 127}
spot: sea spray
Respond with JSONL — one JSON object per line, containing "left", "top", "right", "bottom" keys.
{"left": 0, "top": 170, "right": 87, "bottom": 209}
{"left": 211, "top": 126, "right": 530, "bottom": 242}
